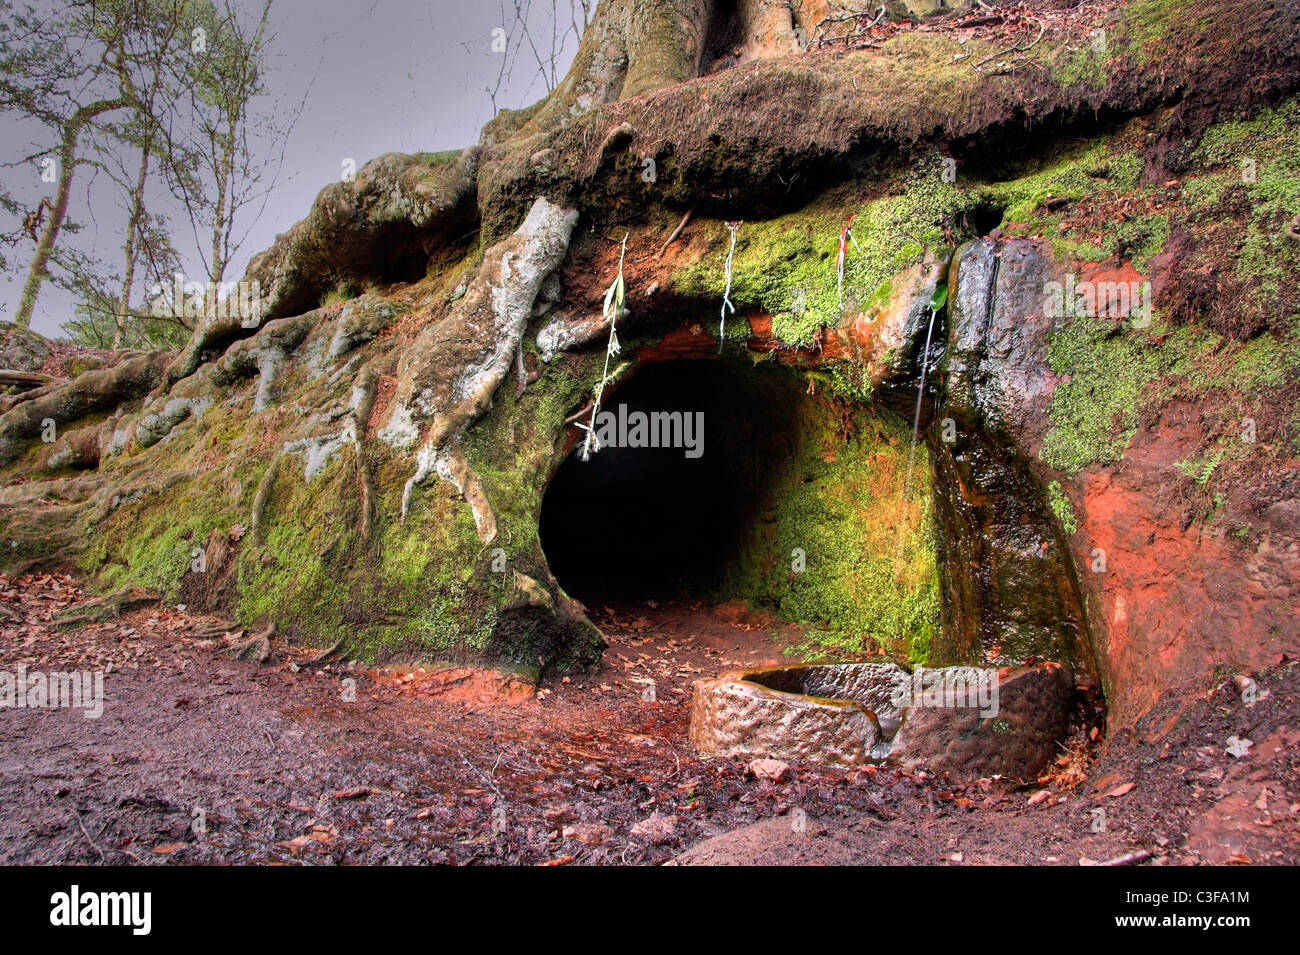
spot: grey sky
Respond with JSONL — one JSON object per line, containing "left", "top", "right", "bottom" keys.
{"left": 2, "top": 0, "right": 582, "bottom": 338}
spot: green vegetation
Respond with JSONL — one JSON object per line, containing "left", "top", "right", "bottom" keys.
{"left": 1046, "top": 480, "right": 1078, "bottom": 536}
{"left": 721, "top": 389, "right": 939, "bottom": 663}
{"left": 1040, "top": 317, "right": 1162, "bottom": 474}
{"left": 1042, "top": 308, "right": 1300, "bottom": 476}
{"left": 1185, "top": 97, "right": 1300, "bottom": 312}
{"left": 416, "top": 148, "right": 462, "bottom": 166}
{"left": 320, "top": 282, "right": 360, "bottom": 308}
{"left": 1175, "top": 448, "right": 1223, "bottom": 488}
{"left": 1049, "top": 0, "right": 1194, "bottom": 86}
{"left": 674, "top": 158, "right": 970, "bottom": 348}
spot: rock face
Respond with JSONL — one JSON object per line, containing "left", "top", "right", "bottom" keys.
{"left": 937, "top": 237, "right": 1300, "bottom": 726}
{"left": 0, "top": 324, "right": 50, "bottom": 372}
{"left": 933, "top": 240, "right": 1092, "bottom": 670}
{"left": 690, "top": 661, "right": 1075, "bottom": 780}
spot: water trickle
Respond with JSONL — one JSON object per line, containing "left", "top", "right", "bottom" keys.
{"left": 902, "top": 304, "right": 939, "bottom": 505}
{"left": 894, "top": 283, "right": 947, "bottom": 583}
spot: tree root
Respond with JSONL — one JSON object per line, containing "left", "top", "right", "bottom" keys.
{"left": 0, "top": 378, "right": 65, "bottom": 414}
{"left": 250, "top": 452, "right": 283, "bottom": 546}
{"left": 0, "top": 369, "right": 63, "bottom": 390}
{"left": 226, "top": 622, "right": 276, "bottom": 663}
{"left": 53, "top": 587, "right": 161, "bottom": 630}
{"left": 658, "top": 205, "right": 695, "bottom": 257}
{"left": 436, "top": 443, "right": 498, "bottom": 543}
{"left": 299, "top": 637, "right": 343, "bottom": 668}
{"left": 357, "top": 450, "right": 376, "bottom": 546}
{"left": 0, "top": 350, "right": 171, "bottom": 466}
{"left": 44, "top": 421, "right": 105, "bottom": 470}
{"left": 391, "top": 196, "right": 578, "bottom": 527}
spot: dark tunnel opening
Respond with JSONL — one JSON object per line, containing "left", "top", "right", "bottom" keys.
{"left": 539, "top": 359, "right": 803, "bottom": 606}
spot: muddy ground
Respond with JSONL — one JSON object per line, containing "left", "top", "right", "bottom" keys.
{"left": 0, "top": 572, "right": 1294, "bottom": 865}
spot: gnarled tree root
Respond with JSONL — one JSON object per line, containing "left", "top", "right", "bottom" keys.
{"left": 53, "top": 587, "right": 161, "bottom": 630}
{"left": 226, "top": 621, "right": 276, "bottom": 664}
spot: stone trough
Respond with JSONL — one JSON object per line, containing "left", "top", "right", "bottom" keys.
{"left": 689, "top": 661, "right": 1075, "bottom": 781}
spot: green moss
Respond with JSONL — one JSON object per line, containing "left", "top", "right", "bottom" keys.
{"left": 1228, "top": 332, "right": 1300, "bottom": 393}
{"left": 1042, "top": 302, "right": 1299, "bottom": 476}
{"left": 1041, "top": 318, "right": 1162, "bottom": 474}
{"left": 983, "top": 144, "right": 1144, "bottom": 235}
{"left": 1112, "top": 213, "right": 1170, "bottom": 271}
{"left": 90, "top": 497, "right": 226, "bottom": 599}
{"left": 720, "top": 390, "right": 939, "bottom": 662}
{"left": 1052, "top": 0, "right": 1196, "bottom": 86}
{"left": 1046, "top": 480, "right": 1078, "bottom": 536}
{"left": 1124, "top": 0, "right": 1194, "bottom": 55}
{"left": 673, "top": 158, "right": 975, "bottom": 348}
{"left": 1184, "top": 97, "right": 1300, "bottom": 313}
{"left": 1051, "top": 238, "right": 1107, "bottom": 263}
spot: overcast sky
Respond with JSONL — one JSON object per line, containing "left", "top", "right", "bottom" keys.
{"left": 2, "top": 0, "right": 583, "bottom": 338}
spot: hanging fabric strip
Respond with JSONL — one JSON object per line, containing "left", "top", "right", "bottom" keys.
{"left": 718, "top": 221, "right": 740, "bottom": 353}
{"left": 836, "top": 214, "right": 861, "bottom": 309}
{"left": 580, "top": 233, "right": 628, "bottom": 461}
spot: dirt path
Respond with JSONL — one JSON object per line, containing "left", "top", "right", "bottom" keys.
{"left": 2, "top": 573, "right": 1295, "bottom": 865}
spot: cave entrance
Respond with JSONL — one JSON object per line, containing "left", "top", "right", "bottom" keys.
{"left": 539, "top": 358, "right": 803, "bottom": 606}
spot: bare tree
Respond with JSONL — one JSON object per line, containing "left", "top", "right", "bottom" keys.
{"left": 95, "top": 0, "right": 189, "bottom": 347}
{"left": 1, "top": 0, "right": 137, "bottom": 329}
{"left": 164, "top": 0, "right": 294, "bottom": 302}
{"left": 481, "top": 0, "right": 593, "bottom": 115}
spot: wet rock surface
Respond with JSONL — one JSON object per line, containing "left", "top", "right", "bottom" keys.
{"left": 932, "top": 238, "right": 1091, "bottom": 670}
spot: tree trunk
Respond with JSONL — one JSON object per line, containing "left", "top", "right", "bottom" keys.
{"left": 622, "top": 0, "right": 716, "bottom": 98}
{"left": 13, "top": 98, "right": 128, "bottom": 329}
{"left": 113, "top": 142, "right": 151, "bottom": 350}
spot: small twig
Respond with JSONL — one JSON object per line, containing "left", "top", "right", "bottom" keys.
{"left": 974, "top": 18, "right": 1047, "bottom": 73}
{"left": 814, "top": 4, "right": 886, "bottom": 48}
{"left": 564, "top": 403, "right": 594, "bottom": 426}
{"left": 72, "top": 810, "right": 105, "bottom": 862}
{"left": 460, "top": 752, "right": 505, "bottom": 800}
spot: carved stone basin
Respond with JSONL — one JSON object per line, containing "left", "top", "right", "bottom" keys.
{"left": 689, "top": 661, "right": 1074, "bottom": 780}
